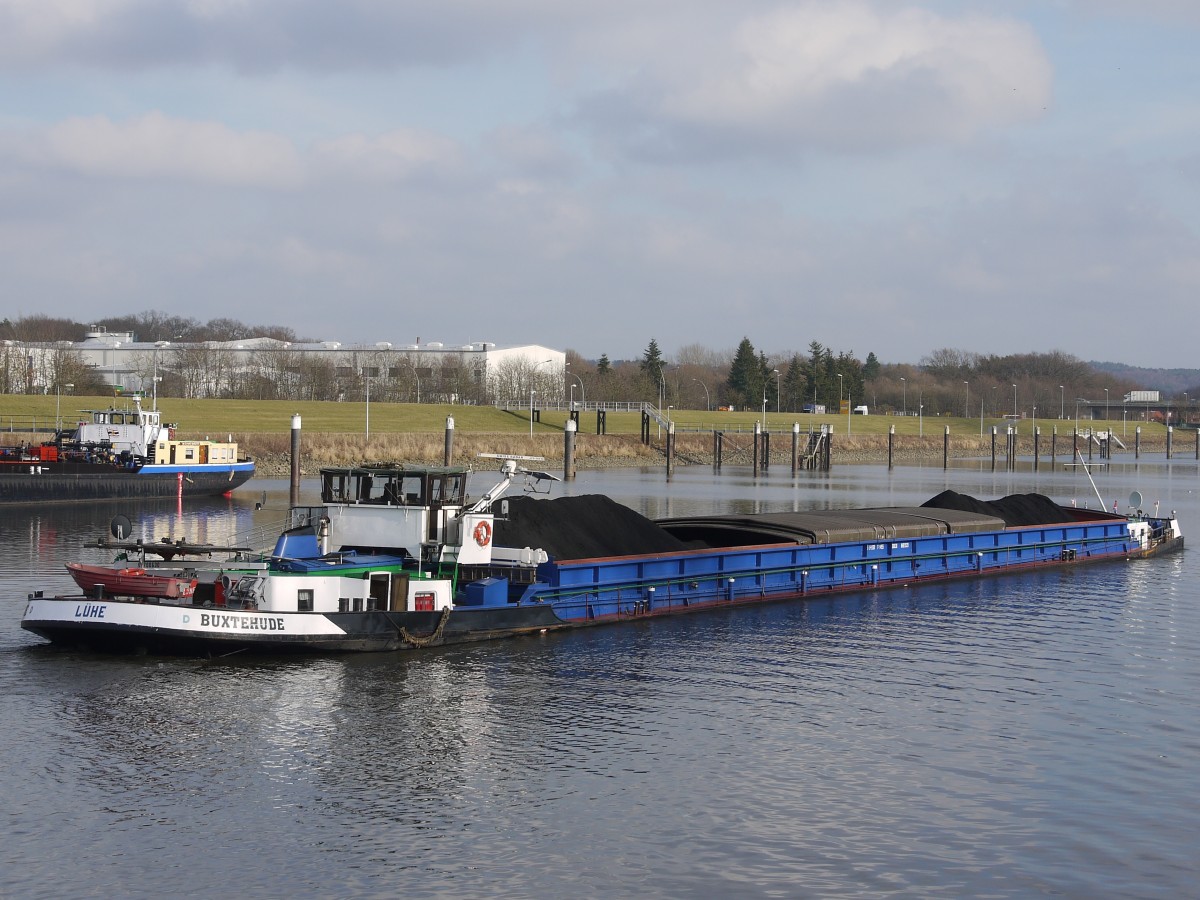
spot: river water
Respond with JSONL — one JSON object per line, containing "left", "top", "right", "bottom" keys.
{"left": 2, "top": 458, "right": 1198, "bottom": 898}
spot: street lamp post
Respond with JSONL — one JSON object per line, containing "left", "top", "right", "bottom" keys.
{"left": 692, "top": 379, "right": 710, "bottom": 411}
{"left": 1012, "top": 383, "right": 1017, "bottom": 418}
{"left": 362, "top": 374, "right": 372, "bottom": 441}
{"left": 901, "top": 376, "right": 906, "bottom": 416}
{"left": 837, "top": 373, "right": 843, "bottom": 415}
{"left": 364, "top": 374, "right": 371, "bottom": 441}
{"left": 528, "top": 358, "right": 553, "bottom": 434}
{"left": 1060, "top": 385, "right": 1064, "bottom": 420}
{"left": 405, "top": 359, "right": 421, "bottom": 404}
{"left": 1105, "top": 388, "right": 1109, "bottom": 423}
{"left": 568, "top": 372, "right": 585, "bottom": 408}
{"left": 153, "top": 340, "right": 170, "bottom": 409}
{"left": 773, "top": 369, "right": 781, "bottom": 414}
{"left": 964, "top": 381, "right": 969, "bottom": 419}
{"left": 55, "top": 382, "right": 74, "bottom": 431}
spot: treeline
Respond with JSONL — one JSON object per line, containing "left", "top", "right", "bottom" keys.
{"left": 0, "top": 312, "right": 308, "bottom": 345}
{"left": 3, "top": 313, "right": 1195, "bottom": 414}
{"left": 570, "top": 338, "right": 1193, "bottom": 418}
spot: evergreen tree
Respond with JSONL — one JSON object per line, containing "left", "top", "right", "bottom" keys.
{"left": 597, "top": 354, "right": 611, "bottom": 376}
{"left": 864, "top": 352, "right": 881, "bottom": 381}
{"left": 726, "top": 337, "right": 760, "bottom": 409}
{"left": 640, "top": 339, "right": 664, "bottom": 383}
{"left": 640, "top": 338, "right": 666, "bottom": 404}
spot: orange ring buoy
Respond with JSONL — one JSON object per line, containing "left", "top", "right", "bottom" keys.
{"left": 473, "top": 520, "right": 492, "bottom": 547}
{"left": 120, "top": 567, "right": 146, "bottom": 576}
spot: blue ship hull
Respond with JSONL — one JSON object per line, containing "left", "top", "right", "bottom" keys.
{"left": 512, "top": 513, "right": 1175, "bottom": 627}
{"left": 0, "top": 461, "right": 255, "bottom": 503}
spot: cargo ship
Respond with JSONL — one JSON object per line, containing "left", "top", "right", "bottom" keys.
{"left": 21, "top": 456, "right": 1183, "bottom": 654}
{"left": 0, "top": 396, "right": 254, "bottom": 503}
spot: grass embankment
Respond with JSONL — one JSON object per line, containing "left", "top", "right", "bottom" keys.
{"left": 3, "top": 395, "right": 1174, "bottom": 475}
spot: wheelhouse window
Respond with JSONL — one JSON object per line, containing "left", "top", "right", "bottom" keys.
{"left": 297, "top": 589, "right": 314, "bottom": 612}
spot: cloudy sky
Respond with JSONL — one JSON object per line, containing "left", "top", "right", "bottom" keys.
{"left": 2, "top": 1, "right": 1197, "bottom": 367}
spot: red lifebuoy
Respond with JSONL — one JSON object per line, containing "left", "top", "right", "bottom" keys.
{"left": 120, "top": 567, "right": 146, "bottom": 576}
{"left": 473, "top": 520, "right": 492, "bottom": 547}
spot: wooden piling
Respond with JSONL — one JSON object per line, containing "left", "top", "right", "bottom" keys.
{"left": 444, "top": 416, "right": 454, "bottom": 466}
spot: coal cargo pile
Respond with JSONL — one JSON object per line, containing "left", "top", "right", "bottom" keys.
{"left": 494, "top": 495, "right": 691, "bottom": 560}
{"left": 922, "top": 490, "right": 1069, "bottom": 527}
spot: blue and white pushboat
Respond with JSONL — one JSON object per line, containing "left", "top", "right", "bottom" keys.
{"left": 0, "top": 396, "right": 254, "bottom": 503}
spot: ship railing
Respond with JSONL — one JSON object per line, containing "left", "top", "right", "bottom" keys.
{"left": 226, "top": 513, "right": 302, "bottom": 557}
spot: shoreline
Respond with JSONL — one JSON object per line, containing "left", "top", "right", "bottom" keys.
{"left": 244, "top": 432, "right": 1175, "bottom": 478}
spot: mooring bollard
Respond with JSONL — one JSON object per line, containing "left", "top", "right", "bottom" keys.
{"left": 290, "top": 414, "right": 301, "bottom": 507}
{"left": 665, "top": 421, "right": 675, "bottom": 480}
{"left": 444, "top": 416, "right": 454, "bottom": 466}
{"left": 564, "top": 418, "right": 576, "bottom": 480}
{"left": 753, "top": 422, "right": 761, "bottom": 476}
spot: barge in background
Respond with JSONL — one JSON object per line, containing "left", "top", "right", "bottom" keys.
{"left": 22, "top": 457, "right": 1183, "bottom": 654}
{"left": 0, "top": 396, "right": 254, "bottom": 503}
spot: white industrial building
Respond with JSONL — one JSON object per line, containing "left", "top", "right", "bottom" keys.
{"left": 4, "top": 327, "right": 566, "bottom": 404}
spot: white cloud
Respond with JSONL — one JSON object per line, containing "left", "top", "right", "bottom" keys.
{"left": 27, "top": 112, "right": 304, "bottom": 187}
{"left": 311, "top": 130, "right": 463, "bottom": 182}
{"left": 577, "top": 1, "right": 1053, "bottom": 157}
{"left": 0, "top": 114, "right": 467, "bottom": 188}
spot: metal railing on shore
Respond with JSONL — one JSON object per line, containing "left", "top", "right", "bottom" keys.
{"left": 2, "top": 416, "right": 65, "bottom": 437}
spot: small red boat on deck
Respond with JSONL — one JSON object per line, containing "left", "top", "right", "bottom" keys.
{"left": 66, "top": 563, "right": 198, "bottom": 600}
